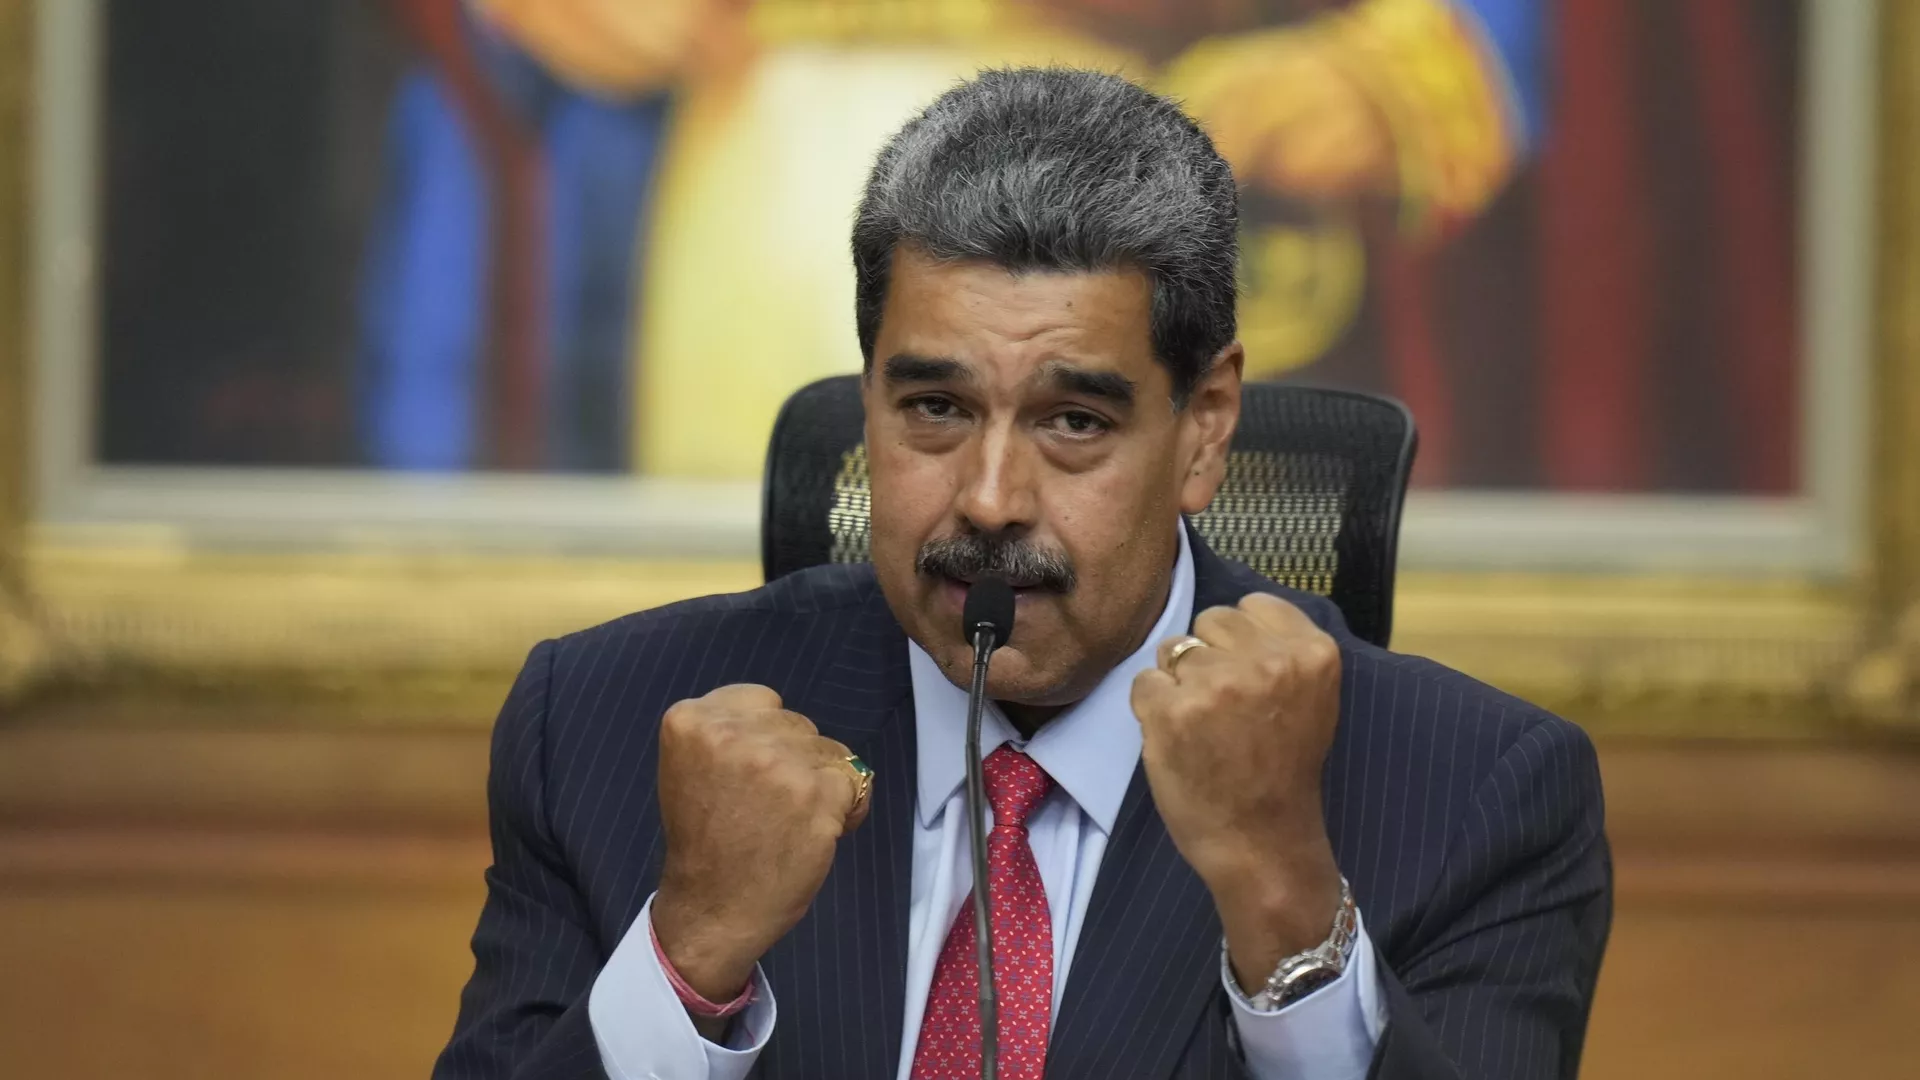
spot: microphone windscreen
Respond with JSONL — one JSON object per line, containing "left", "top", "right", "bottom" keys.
{"left": 962, "top": 578, "right": 1016, "bottom": 651}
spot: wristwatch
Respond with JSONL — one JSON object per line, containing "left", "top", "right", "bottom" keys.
{"left": 1222, "top": 876, "right": 1360, "bottom": 1012}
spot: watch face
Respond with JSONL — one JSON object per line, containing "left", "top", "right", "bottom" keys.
{"left": 1277, "top": 965, "right": 1341, "bottom": 1006}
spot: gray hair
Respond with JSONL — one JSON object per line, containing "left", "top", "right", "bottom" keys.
{"left": 852, "top": 67, "right": 1239, "bottom": 404}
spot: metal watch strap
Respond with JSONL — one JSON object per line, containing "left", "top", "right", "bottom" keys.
{"left": 1221, "top": 876, "right": 1359, "bottom": 1013}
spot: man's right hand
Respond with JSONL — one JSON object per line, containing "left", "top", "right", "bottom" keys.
{"left": 650, "top": 683, "right": 869, "bottom": 1003}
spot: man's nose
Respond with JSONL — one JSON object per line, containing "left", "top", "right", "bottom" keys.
{"left": 954, "top": 420, "right": 1038, "bottom": 536}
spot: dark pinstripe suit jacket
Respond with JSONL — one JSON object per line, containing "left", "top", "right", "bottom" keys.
{"left": 437, "top": 535, "right": 1611, "bottom": 1080}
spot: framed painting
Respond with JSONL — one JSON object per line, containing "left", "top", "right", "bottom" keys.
{"left": 2, "top": 0, "right": 1916, "bottom": 736}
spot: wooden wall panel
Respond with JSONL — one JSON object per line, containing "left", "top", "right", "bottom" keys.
{"left": 0, "top": 880, "right": 482, "bottom": 1080}
{"left": 1585, "top": 907, "right": 1920, "bottom": 1079}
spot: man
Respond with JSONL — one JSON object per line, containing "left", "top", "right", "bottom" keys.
{"left": 436, "top": 68, "right": 1609, "bottom": 1080}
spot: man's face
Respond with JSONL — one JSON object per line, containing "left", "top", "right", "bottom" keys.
{"left": 863, "top": 247, "right": 1242, "bottom": 706}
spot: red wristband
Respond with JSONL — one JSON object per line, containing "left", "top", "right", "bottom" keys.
{"left": 649, "top": 917, "right": 757, "bottom": 1019}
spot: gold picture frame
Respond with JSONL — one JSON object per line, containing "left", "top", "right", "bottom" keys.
{"left": 1, "top": 0, "right": 36, "bottom": 702}
{"left": 1, "top": 0, "right": 1916, "bottom": 738}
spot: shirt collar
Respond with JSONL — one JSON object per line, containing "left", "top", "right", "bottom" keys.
{"left": 909, "top": 524, "right": 1197, "bottom": 835}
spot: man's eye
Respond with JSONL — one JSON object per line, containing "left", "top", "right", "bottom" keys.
{"left": 906, "top": 396, "right": 961, "bottom": 421}
{"left": 1049, "top": 409, "right": 1110, "bottom": 436}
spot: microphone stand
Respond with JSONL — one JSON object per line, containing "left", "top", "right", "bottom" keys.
{"left": 964, "top": 627, "right": 999, "bottom": 1080}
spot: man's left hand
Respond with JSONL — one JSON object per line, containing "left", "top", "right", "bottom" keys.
{"left": 1131, "top": 591, "right": 1346, "bottom": 992}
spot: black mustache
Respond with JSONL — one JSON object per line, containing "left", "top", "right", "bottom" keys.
{"left": 916, "top": 534, "right": 1078, "bottom": 594}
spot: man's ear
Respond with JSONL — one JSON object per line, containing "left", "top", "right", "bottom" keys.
{"left": 1178, "top": 343, "right": 1244, "bottom": 516}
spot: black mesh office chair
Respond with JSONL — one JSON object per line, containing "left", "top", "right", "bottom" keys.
{"left": 761, "top": 376, "right": 1418, "bottom": 647}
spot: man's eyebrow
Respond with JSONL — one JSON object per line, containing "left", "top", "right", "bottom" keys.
{"left": 880, "top": 353, "right": 973, "bottom": 385}
{"left": 1040, "top": 361, "right": 1136, "bottom": 407}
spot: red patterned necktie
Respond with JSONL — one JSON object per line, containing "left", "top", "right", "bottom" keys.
{"left": 911, "top": 745, "right": 1057, "bottom": 1080}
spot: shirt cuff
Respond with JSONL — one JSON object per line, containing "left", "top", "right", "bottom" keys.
{"left": 588, "top": 892, "right": 777, "bottom": 1080}
{"left": 1225, "top": 910, "right": 1388, "bottom": 1080}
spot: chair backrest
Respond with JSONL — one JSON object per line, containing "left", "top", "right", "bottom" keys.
{"left": 761, "top": 376, "right": 1417, "bottom": 647}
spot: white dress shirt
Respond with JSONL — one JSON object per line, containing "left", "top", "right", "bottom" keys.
{"left": 590, "top": 525, "right": 1387, "bottom": 1079}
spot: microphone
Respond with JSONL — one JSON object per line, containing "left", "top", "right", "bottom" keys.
{"left": 960, "top": 577, "right": 1015, "bottom": 1080}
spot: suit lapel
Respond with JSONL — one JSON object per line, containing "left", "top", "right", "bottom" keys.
{"left": 756, "top": 585, "right": 917, "bottom": 1079}
{"left": 1048, "top": 529, "right": 1260, "bottom": 1080}
{"left": 1047, "top": 763, "right": 1227, "bottom": 1080}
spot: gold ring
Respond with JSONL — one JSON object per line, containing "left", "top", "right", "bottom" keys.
{"left": 844, "top": 754, "right": 874, "bottom": 808}
{"left": 1166, "top": 635, "right": 1209, "bottom": 672}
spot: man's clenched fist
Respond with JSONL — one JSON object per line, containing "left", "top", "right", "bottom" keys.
{"left": 651, "top": 684, "right": 869, "bottom": 1003}
{"left": 1131, "top": 591, "right": 1346, "bottom": 991}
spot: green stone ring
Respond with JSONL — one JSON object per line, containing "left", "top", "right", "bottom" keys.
{"left": 844, "top": 754, "right": 874, "bottom": 807}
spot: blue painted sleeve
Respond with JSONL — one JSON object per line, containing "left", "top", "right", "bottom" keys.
{"left": 1449, "top": 0, "right": 1552, "bottom": 150}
